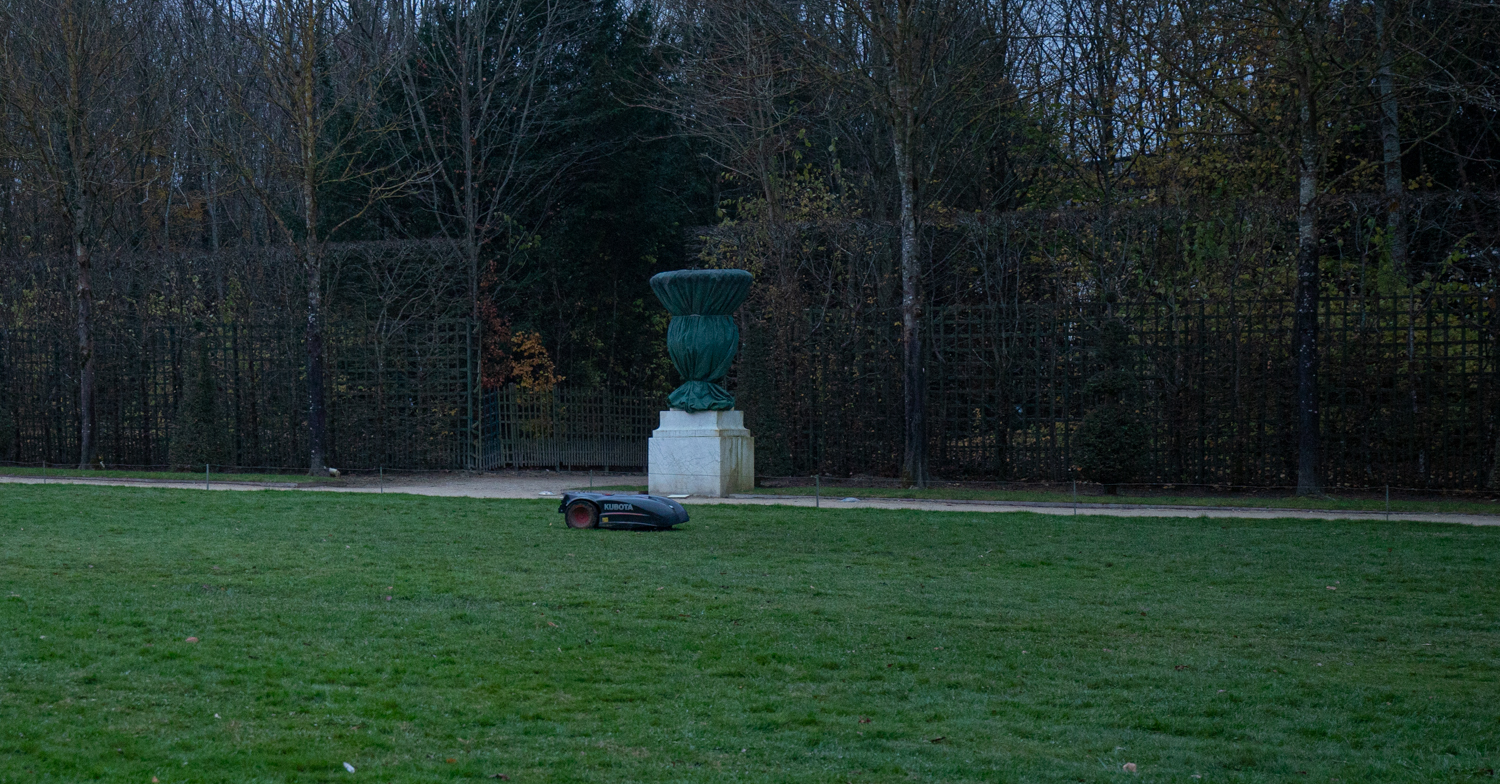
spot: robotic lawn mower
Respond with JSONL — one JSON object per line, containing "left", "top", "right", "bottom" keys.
{"left": 558, "top": 492, "right": 689, "bottom": 531}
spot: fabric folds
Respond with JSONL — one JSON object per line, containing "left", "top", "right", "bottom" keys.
{"left": 649, "top": 269, "right": 753, "bottom": 412}
{"left": 650, "top": 269, "right": 753, "bottom": 316}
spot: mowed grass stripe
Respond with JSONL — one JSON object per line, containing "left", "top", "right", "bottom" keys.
{"left": 0, "top": 484, "right": 1496, "bottom": 782}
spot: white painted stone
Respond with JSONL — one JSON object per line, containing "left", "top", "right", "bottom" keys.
{"left": 648, "top": 409, "right": 755, "bottom": 497}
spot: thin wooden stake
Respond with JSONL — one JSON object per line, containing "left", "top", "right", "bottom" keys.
{"left": 1072, "top": 480, "right": 1077, "bottom": 516}
{"left": 206, "top": 464, "right": 210, "bottom": 491}
{"left": 815, "top": 475, "right": 820, "bottom": 508}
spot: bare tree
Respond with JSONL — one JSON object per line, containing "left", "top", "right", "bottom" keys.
{"left": 1372, "top": 0, "right": 1407, "bottom": 274}
{"left": 656, "top": 0, "right": 806, "bottom": 215}
{"left": 0, "top": 0, "right": 163, "bottom": 468}
{"left": 208, "top": 0, "right": 413, "bottom": 473}
{"left": 757, "top": 0, "right": 1034, "bottom": 487}
{"left": 1150, "top": 0, "right": 1376, "bottom": 495}
{"left": 393, "top": 0, "right": 595, "bottom": 464}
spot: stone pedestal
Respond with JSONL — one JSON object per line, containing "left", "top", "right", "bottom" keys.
{"left": 648, "top": 409, "right": 754, "bottom": 497}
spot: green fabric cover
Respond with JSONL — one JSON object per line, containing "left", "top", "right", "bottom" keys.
{"left": 650, "top": 269, "right": 753, "bottom": 316}
{"left": 667, "top": 315, "right": 739, "bottom": 381}
{"left": 665, "top": 315, "right": 739, "bottom": 410}
{"left": 649, "top": 269, "right": 753, "bottom": 412}
{"left": 668, "top": 381, "right": 736, "bottom": 411}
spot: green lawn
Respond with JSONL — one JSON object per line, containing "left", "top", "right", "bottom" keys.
{"left": 0, "top": 466, "right": 334, "bottom": 485}
{"left": 580, "top": 482, "right": 1500, "bottom": 516}
{"left": 745, "top": 484, "right": 1500, "bottom": 517}
{"left": 1, "top": 486, "right": 1497, "bottom": 782}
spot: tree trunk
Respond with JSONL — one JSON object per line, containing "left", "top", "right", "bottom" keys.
{"left": 305, "top": 243, "right": 328, "bottom": 475}
{"left": 1294, "top": 87, "right": 1321, "bottom": 496}
{"left": 894, "top": 111, "right": 926, "bottom": 488}
{"left": 298, "top": 15, "right": 328, "bottom": 476}
{"left": 462, "top": 34, "right": 480, "bottom": 471}
{"left": 1375, "top": 0, "right": 1406, "bottom": 273}
{"left": 303, "top": 167, "right": 328, "bottom": 474}
{"left": 1376, "top": 0, "right": 1422, "bottom": 474}
{"left": 75, "top": 232, "right": 96, "bottom": 469}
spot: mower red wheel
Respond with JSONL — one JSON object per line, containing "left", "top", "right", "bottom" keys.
{"left": 564, "top": 500, "right": 599, "bottom": 529}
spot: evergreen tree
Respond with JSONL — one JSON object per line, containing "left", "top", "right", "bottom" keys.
{"left": 169, "top": 333, "right": 227, "bottom": 470}
{"left": 1072, "top": 319, "right": 1149, "bottom": 493}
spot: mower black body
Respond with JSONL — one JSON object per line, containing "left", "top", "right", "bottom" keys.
{"left": 558, "top": 492, "right": 689, "bottom": 530}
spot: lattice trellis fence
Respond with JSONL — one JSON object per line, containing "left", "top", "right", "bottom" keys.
{"left": 2, "top": 291, "right": 1496, "bottom": 486}
{"left": 479, "top": 387, "right": 659, "bottom": 471}
{"left": 736, "top": 292, "right": 1499, "bottom": 489}
{"left": 0, "top": 320, "right": 473, "bottom": 470}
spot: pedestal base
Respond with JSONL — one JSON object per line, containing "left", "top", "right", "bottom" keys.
{"left": 648, "top": 409, "right": 755, "bottom": 497}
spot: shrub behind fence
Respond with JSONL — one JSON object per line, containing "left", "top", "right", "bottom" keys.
{"left": 0, "top": 320, "right": 472, "bottom": 471}
{"left": 479, "top": 387, "right": 657, "bottom": 471}
{"left": 1, "top": 292, "right": 1495, "bottom": 487}
{"left": 736, "top": 292, "right": 1499, "bottom": 489}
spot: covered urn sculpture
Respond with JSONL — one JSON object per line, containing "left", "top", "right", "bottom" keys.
{"left": 649, "top": 268, "right": 753, "bottom": 412}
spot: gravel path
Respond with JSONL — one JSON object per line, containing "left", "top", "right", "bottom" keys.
{"left": 2, "top": 470, "right": 1496, "bottom": 527}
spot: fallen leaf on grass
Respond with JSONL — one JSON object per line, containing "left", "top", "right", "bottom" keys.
{"left": 1123, "top": 762, "right": 1138, "bottom": 773}
{"left": 547, "top": 621, "right": 558, "bottom": 628}
{"left": 928, "top": 736, "right": 945, "bottom": 744}
{"left": 857, "top": 717, "right": 871, "bottom": 724}
{"left": 185, "top": 637, "right": 198, "bottom": 643}
{"left": 446, "top": 758, "right": 457, "bottom": 764}
{"left": 489, "top": 775, "right": 510, "bottom": 780}
{"left": 343, "top": 762, "right": 356, "bottom": 772}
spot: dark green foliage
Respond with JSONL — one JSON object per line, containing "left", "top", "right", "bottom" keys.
{"left": 1074, "top": 319, "right": 1149, "bottom": 490}
{"left": 1073, "top": 403, "right": 1150, "bottom": 487}
{"left": 168, "top": 337, "right": 226, "bottom": 470}
{"left": 352, "top": 0, "right": 708, "bottom": 392}
{"left": 0, "top": 405, "right": 13, "bottom": 462}
{"left": 1082, "top": 367, "right": 1136, "bottom": 399}
{"left": 0, "top": 368, "right": 13, "bottom": 462}
{"left": 519, "top": 1, "right": 710, "bottom": 391}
